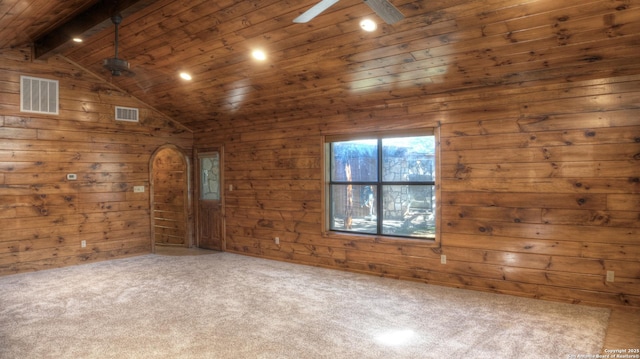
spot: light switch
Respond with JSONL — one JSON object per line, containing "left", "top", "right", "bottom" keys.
{"left": 133, "top": 186, "right": 145, "bottom": 193}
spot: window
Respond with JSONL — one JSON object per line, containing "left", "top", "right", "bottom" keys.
{"left": 325, "top": 131, "right": 437, "bottom": 240}
{"left": 199, "top": 152, "right": 220, "bottom": 200}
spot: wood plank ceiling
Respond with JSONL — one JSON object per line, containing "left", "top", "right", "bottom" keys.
{"left": 1, "top": 0, "right": 638, "bottom": 131}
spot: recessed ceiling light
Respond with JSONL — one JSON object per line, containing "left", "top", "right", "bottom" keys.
{"left": 179, "top": 72, "right": 192, "bottom": 81}
{"left": 252, "top": 49, "right": 267, "bottom": 61}
{"left": 360, "top": 18, "right": 377, "bottom": 32}
{"left": 72, "top": 37, "right": 83, "bottom": 43}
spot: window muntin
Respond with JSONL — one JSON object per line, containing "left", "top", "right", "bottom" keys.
{"left": 327, "top": 134, "right": 436, "bottom": 240}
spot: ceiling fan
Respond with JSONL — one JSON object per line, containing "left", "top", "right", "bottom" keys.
{"left": 294, "top": 0, "right": 404, "bottom": 24}
{"left": 102, "top": 14, "right": 134, "bottom": 77}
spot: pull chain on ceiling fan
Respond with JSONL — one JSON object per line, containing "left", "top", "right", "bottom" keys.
{"left": 102, "top": 14, "right": 134, "bottom": 77}
{"left": 294, "top": 0, "right": 404, "bottom": 24}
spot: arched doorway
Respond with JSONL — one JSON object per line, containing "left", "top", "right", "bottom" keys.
{"left": 150, "top": 145, "right": 191, "bottom": 251}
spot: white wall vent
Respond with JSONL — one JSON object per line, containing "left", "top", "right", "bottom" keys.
{"left": 115, "top": 106, "right": 139, "bottom": 122}
{"left": 20, "top": 76, "right": 59, "bottom": 115}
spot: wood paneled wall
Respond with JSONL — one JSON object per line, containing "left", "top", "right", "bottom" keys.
{"left": 0, "top": 46, "right": 193, "bottom": 275}
{"left": 196, "top": 74, "right": 640, "bottom": 308}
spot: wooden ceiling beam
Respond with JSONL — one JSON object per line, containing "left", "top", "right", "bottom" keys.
{"left": 33, "top": 0, "right": 157, "bottom": 59}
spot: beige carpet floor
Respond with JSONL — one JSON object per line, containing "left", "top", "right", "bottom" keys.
{"left": 0, "top": 252, "right": 610, "bottom": 358}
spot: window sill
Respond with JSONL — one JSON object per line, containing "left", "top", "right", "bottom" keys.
{"left": 322, "top": 231, "right": 439, "bottom": 248}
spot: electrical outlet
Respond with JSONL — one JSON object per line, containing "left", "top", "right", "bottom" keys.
{"left": 81, "top": 240, "right": 86, "bottom": 248}
{"left": 441, "top": 254, "right": 446, "bottom": 264}
{"left": 274, "top": 237, "right": 280, "bottom": 245}
{"left": 606, "top": 271, "right": 615, "bottom": 282}
{"left": 66, "top": 174, "right": 77, "bottom": 180}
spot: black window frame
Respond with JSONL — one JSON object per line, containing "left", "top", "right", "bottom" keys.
{"left": 324, "top": 130, "right": 438, "bottom": 242}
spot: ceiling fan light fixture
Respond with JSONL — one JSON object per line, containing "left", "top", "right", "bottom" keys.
{"left": 294, "top": 0, "right": 404, "bottom": 25}
{"left": 103, "top": 57, "right": 130, "bottom": 76}
{"left": 360, "top": 18, "right": 377, "bottom": 32}
{"left": 363, "top": 0, "right": 404, "bottom": 24}
{"left": 102, "top": 14, "right": 134, "bottom": 77}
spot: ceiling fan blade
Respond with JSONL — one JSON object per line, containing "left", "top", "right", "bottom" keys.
{"left": 293, "top": 0, "right": 340, "bottom": 23}
{"left": 363, "top": 0, "right": 404, "bottom": 24}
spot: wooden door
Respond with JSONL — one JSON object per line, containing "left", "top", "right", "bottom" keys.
{"left": 152, "top": 147, "right": 189, "bottom": 247}
{"left": 196, "top": 149, "right": 224, "bottom": 250}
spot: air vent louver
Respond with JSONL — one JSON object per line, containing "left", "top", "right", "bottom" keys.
{"left": 115, "top": 106, "right": 139, "bottom": 122}
{"left": 20, "top": 76, "right": 59, "bottom": 115}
